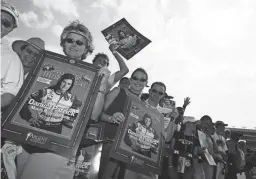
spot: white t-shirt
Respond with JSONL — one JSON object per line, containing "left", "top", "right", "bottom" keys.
{"left": 1, "top": 45, "right": 24, "bottom": 96}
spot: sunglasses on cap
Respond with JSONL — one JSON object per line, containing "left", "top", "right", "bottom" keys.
{"left": 131, "top": 76, "right": 147, "bottom": 82}
{"left": 2, "top": 18, "right": 12, "bottom": 28}
{"left": 65, "top": 38, "right": 85, "bottom": 46}
{"left": 151, "top": 89, "right": 164, "bottom": 95}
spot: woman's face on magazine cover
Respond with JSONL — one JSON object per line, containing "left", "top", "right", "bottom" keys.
{"left": 119, "top": 31, "right": 126, "bottom": 38}
{"left": 60, "top": 79, "right": 73, "bottom": 92}
{"left": 145, "top": 117, "right": 151, "bottom": 128}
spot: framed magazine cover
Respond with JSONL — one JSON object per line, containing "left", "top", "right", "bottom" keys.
{"left": 1, "top": 50, "right": 102, "bottom": 158}
{"left": 101, "top": 18, "right": 151, "bottom": 60}
{"left": 110, "top": 96, "right": 165, "bottom": 174}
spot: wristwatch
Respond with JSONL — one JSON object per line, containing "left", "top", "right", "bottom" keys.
{"left": 112, "top": 51, "right": 118, "bottom": 55}
{"left": 98, "top": 88, "right": 106, "bottom": 94}
{"left": 108, "top": 116, "right": 114, "bottom": 123}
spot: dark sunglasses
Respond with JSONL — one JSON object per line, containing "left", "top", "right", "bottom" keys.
{"left": 131, "top": 76, "right": 147, "bottom": 82}
{"left": 2, "top": 19, "right": 12, "bottom": 28}
{"left": 65, "top": 38, "right": 85, "bottom": 46}
{"left": 151, "top": 89, "right": 164, "bottom": 95}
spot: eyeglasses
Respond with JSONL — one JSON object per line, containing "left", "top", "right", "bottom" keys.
{"left": 65, "top": 38, "right": 85, "bottom": 46}
{"left": 151, "top": 89, "right": 164, "bottom": 95}
{"left": 131, "top": 77, "right": 147, "bottom": 82}
{"left": 2, "top": 18, "right": 12, "bottom": 28}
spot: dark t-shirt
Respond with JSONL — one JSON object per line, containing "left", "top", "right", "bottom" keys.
{"left": 100, "top": 88, "right": 128, "bottom": 140}
{"left": 171, "top": 131, "right": 195, "bottom": 167}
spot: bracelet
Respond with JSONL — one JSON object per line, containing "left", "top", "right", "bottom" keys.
{"left": 98, "top": 87, "right": 106, "bottom": 94}
{"left": 108, "top": 116, "right": 114, "bottom": 123}
{"left": 98, "top": 90, "right": 106, "bottom": 94}
{"left": 112, "top": 51, "right": 118, "bottom": 55}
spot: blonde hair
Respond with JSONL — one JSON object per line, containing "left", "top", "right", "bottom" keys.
{"left": 60, "top": 20, "right": 94, "bottom": 59}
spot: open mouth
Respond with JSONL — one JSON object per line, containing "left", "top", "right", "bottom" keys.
{"left": 25, "top": 57, "right": 34, "bottom": 64}
{"left": 70, "top": 48, "right": 77, "bottom": 51}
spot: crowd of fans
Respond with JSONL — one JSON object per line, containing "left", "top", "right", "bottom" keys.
{"left": 1, "top": 1, "right": 256, "bottom": 179}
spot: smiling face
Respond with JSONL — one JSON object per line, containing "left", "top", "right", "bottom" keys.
{"left": 63, "top": 33, "right": 88, "bottom": 60}
{"left": 1, "top": 11, "right": 15, "bottom": 38}
{"left": 59, "top": 79, "right": 73, "bottom": 93}
{"left": 149, "top": 84, "right": 165, "bottom": 104}
{"left": 20, "top": 45, "right": 40, "bottom": 68}
{"left": 130, "top": 71, "right": 147, "bottom": 94}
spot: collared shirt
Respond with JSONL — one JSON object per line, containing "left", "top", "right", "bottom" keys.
{"left": 1, "top": 44, "right": 24, "bottom": 96}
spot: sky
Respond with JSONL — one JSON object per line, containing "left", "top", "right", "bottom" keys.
{"left": 2, "top": 0, "right": 256, "bottom": 129}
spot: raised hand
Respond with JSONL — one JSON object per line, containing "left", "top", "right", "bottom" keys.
{"left": 29, "top": 117, "right": 43, "bottom": 127}
{"left": 98, "top": 66, "right": 111, "bottom": 83}
{"left": 109, "top": 43, "right": 119, "bottom": 53}
{"left": 183, "top": 97, "right": 191, "bottom": 109}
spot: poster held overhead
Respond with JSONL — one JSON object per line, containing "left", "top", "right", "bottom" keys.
{"left": 102, "top": 18, "right": 151, "bottom": 60}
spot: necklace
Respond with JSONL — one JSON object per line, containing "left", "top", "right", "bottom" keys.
{"left": 128, "top": 89, "right": 141, "bottom": 97}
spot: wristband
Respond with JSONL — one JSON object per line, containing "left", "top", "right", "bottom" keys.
{"left": 112, "top": 51, "right": 118, "bottom": 55}
{"left": 108, "top": 116, "right": 113, "bottom": 123}
{"left": 98, "top": 90, "right": 106, "bottom": 94}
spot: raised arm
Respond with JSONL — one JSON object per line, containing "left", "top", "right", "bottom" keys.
{"left": 90, "top": 67, "right": 110, "bottom": 122}
{"left": 182, "top": 97, "right": 191, "bottom": 111}
{"left": 107, "top": 44, "right": 129, "bottom": 89}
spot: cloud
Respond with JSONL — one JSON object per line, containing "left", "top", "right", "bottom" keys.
{"left": 20, "top": 10, "right": 54, "bottom": 29}
{"left": 90, "top": 0, "right": 256, "bottom": 128}
{"left": 45, "top": 44, "right": 63, "bottom": 54}
{"left": 30, "top": 0, "right": 79, "bottom": 18}
{"left": 51, "top": 24, "right": 63, "bottom": 37}
{"left": 3, "top": 36, "right": 25, "bottom": 48}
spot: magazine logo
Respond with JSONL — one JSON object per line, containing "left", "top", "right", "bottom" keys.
{"left": 76, "top": 162, "right": 91, "bottom": 169}
{"left": 25, "top": 132, "right": 47, "bottom": 144}
{"left": 131, "top": 156, "right": 144, "bottom": 166}
{"left": 131, "top": 105, "right": 139, "bottom": 115}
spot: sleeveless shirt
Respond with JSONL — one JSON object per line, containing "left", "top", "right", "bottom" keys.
{"left": 102, "top": 88, "right": 128, "bottom": 140}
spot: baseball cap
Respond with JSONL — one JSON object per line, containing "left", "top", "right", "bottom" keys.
{"left": 1, "top": 0, "right": 19, "bottom": 28}
{"left": 215, "top": 121, "right": 228, "bottom": 127}
{"left": 164, "top": 93, "right": 174, "bottom": 99}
